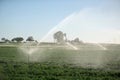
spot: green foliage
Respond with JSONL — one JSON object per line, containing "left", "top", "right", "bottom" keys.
{"left": 26, "top": 36, "right": 34, "bottom": 41}
{"left": 0, "top": 45, "right": 120, "bottom": 80}
{"left": 11, "top": 37, "right": 24, "bottom": 42}
{"left": 53, "top": 31, "right": 66, "bottom": 43}
{"left": 0, "top": 62, "right": 120, "bottom": 80}
{"left": 1, "top": 37, "right": 10, "bottom": 43}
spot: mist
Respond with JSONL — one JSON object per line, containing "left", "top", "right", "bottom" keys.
{"left": 40, "top": 0, "right": 120, "bottom": 44}
{"left": 18, "top": 0, "right": 120, "bottom": 70}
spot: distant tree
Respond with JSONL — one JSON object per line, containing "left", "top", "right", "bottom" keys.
{"left": 74, "top": 38, "right": 80, "bottom": 43}
{"left": 1, "top": 38, "right": 6, "bottom": 41}
{"left": 5, "top": 39, "right": 10, "bottom": 43}
{"left": 11, "top": 38, "right": 15, "bottom": 42}
{"left": 11, "top": 37, "right": 24, "bottom": 42}
{"left": 1, "top": 38, "right": 10, "bottom": 43}
{"left": 53, "top": 31, "right": 66, "bottom": 43}
{"left": 26, "top": 36, "right": 34, "bottom": 41}
{"left": 72, "top": 37, "right": 84, "bottom": 44}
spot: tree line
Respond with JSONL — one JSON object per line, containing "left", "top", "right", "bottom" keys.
{"left": 1, "top": 36, "right": 36, "bottom": 43}
{"left": 1, "top": 31, "right": 83, "bottom": 44}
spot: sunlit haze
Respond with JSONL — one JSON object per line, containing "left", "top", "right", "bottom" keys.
{"left": 0, "top": 0, "right": 120, "bottom": 43}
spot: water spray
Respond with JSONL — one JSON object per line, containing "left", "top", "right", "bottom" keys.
{"left": 66, "top": 42, "right": 78, "bottom": 50}
{"left": 94, "top": 43, "right": 107, "bottom": 50}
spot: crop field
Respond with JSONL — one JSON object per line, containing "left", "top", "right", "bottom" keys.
{"left": 0, "top": 43, "right": 120, "bottom": 80}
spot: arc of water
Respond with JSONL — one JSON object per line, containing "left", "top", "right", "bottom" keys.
{"left": 38, "top": 12, "right": 76, "bottom": 43}
{"left": 38, "top": 13, "right": 78, "bottom": 50}
{"left": 37, "top": 13, "right": 78, "bottom": 50}
{"left": 66, "top": 42, "right": 78, "bottom": 50}
{"left": 95, "top": 43, "right": 107, "bottom": 50}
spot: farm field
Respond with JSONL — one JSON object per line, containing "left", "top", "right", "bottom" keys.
{"left": 0, "top": 43, "right": 120, "bottom": 80}
{"left": 1, "top": 0, "right": 120, "bottom": 80}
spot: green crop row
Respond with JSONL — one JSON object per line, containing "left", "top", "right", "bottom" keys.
{"left": 0, "top": 61, "right": 120, "bottom": 80}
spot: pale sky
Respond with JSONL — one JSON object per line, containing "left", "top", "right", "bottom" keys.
{"left": 0, "top": 0, "right": 120, "bottom": 43}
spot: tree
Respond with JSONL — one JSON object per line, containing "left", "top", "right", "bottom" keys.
{"left": 53, "top": 31, "right": 66, "bottom": 43}
{"left": 1, "top": 38, "right": 10, "bottom": 43}
{"left": 11, "top": 37, "right": 24, "bottom": 42}
{"left": 1, "top": 38, "right": 6, "bottom": 41}
{"left": 74, "top": 38, "right": 80, "bottom": 43}
{"left": 11, "top": 38, "right": 15, "bottom": 42}
{"left": 26, "top": 36, "right": 34, "bottom": 41}
{"left": 72, "top": 37, "right": 84, "bottom": 44}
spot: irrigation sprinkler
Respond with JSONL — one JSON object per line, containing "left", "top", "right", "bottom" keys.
{"left": 27, "top": 49, "right": 34, "bottom": 77}
{"left": 27, "top": 48, "right": 31, "bottom": 74}
{"left": 28, "top": 53, "right": 30, "bottom": 65}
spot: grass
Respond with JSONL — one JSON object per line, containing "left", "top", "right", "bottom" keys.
{"left": 0, "top": 61, "right": 120, "bottom": 80}
{"left": 0, "top": 44, "right": 120, "bottom": 80}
